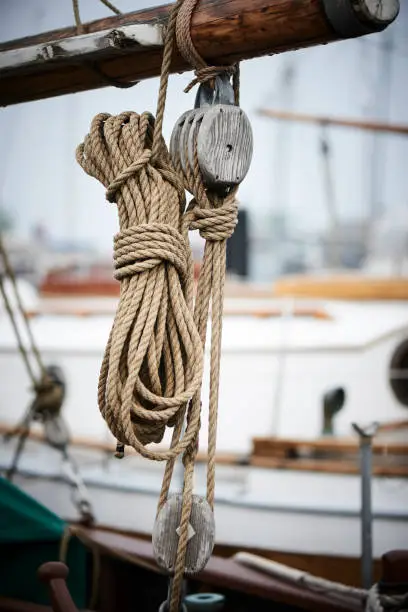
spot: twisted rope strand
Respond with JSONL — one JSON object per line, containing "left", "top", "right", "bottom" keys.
{"left": 175, "top": 0, "right": 240, "bottom": 96}
{"left": 77, "top": 113, "right": 204, "bottom": 464}
{"left": 77, "top": 1, "right": 239, "bottom": 608}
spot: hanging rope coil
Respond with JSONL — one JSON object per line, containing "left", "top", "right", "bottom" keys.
{"left": 77, "top": 0, "right": 239, "bottom": 608}
{"left": 77, "top": 111, "right": 205, "bottom": 458}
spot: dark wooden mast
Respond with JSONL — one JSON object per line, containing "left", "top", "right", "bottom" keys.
{"left": 0, "top": 0, "right": 400, "bottom": 106}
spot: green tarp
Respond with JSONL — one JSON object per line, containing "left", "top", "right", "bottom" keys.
{"left": 0, "top": 476, "right": 88, "bottom": 607}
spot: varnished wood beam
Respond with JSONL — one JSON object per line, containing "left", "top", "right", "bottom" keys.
{"left": 258, "top": 108, "right": 408, "bottom": 136}
{"left": 252, "top": 436, "right": 408, "bottom": 456}
{"left": 0, "top": 0, "right": 400, "bottom": 106}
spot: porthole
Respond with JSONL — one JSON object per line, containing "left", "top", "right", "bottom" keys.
{"left": 389, "top": 339, "right": 408, "bottom": 407}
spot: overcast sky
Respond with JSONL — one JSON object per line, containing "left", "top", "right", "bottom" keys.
{"left": 0, "top": 0, "right": 407, "bottom": 255}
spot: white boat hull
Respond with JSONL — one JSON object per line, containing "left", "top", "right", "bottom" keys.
{"left": 1, "top": 440, "right": 407, "bottom": 560}
{"left": 1, "top": 296, "right": 408, "bottom": 452}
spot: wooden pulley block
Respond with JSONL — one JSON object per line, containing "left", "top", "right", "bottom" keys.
{"left": 196, "top": 105, "right": 253, "bottom": 191}
{"left": 178, "top": 109, "right": 201, "bottom": 175}
{"left": 187, "top": 109, "right": 207, "bottom": 170}
{"left": 152, "top": 493, "right": 215, "bottom": 575}
{"left": 169, "top": 110, "right": 191, "bottom": 169}
{"left": 178, "top": 78, "right": 231, "bottom": 176}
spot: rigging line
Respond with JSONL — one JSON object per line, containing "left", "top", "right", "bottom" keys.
{"left": 71, "top": 0, "right": 135, "bottom": 88}
{"left": 0, "top": 272, "right": 37, "bottom": 386}
{"left": 0, "top": 234, "right": 45, "bottom": 380}
{"left": 71, "top": 0, "right": 83, "bottom": 33}
{"left": 72, "top": 0, "right": 121, "bottom": 33}
{"left": 98, "top": 0, "right": 121, "bottom": 15}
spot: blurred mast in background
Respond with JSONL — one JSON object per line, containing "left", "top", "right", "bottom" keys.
{"left": 367, "top": 28, "right": 395, "bottom": 224}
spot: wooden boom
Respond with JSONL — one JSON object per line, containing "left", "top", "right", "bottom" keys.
{"left": 0, "top": 0, "right": 400, "bottom": 106}
{"left": 257, "top": 109, "right": 408, "bottom": 137}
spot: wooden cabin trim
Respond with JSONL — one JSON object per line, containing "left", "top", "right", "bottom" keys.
{"left": 2, "top": 423, "right": 407, "bottom": 457}
{"left": 1, "top": 424, "right": 406, "bottom": 477}
{"left": 252, "top": 436, "right": 408, "bottom": 456}
{"left": 24, "top": 306, "right": 333, "bottom": 320}
{"left": 250, "top": 436, "right": 408, "bottom": 476}
{"left": 250, "top": 456, "right": 408, "bottom": 477}
{"left": 273, "top": 276, "right": 408, "bottom": 301}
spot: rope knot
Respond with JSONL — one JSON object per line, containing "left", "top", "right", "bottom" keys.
{"left": 106, "top": 149, "right": 152, "bottom": 203}
{"left": 184, "top": 65, "right": 237, "bottom": 94}
{"left": 113, "top": 223, "right": 189, "bottom": 282}
{"left": 190, "top": 202, "right": 238, "bottom": 241}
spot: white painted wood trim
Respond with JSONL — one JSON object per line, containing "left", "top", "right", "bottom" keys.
{"left": 0, "top": 23, "right": 164, "bottom": 73}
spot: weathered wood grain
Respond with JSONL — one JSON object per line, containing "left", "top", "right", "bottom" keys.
{"left": 152, "top": 494, "right": 215, "bottom": 575}
{"left": 170, "top": 109, "right": 191, "bottom": 168}
{"left": 178, "top": 109, "right": 201, "bottom": 174}
{"left": 197, "top": 105, "right": 253, "bottom": 189}
{"left": 0, "top": 0, "right": 399, "bottom": 106}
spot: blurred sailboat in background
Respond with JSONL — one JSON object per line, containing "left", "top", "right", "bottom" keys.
{"left": 0, "top": 0, "right": 407, "bottom": 591}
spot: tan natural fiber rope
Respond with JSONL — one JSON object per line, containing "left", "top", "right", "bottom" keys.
{"left": 77, "top": 110, "right": 204, "bottom": 461}
{"left": 175, "top": 0, "right": 240, "bottom": 102}
{"left": 76, "top": 0, "right": 238, "bottom": 608}
{"left": 72, "top": 0, "right": 121, "bottom": 34}
{"left": 99, "top": 0, "right": 121, "bottom": 16}
{"left": 71, "top": 0, "right": 85, "bottom": 34}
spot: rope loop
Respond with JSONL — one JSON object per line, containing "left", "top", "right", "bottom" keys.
{"left": 184, "top": 65, "right": 238, "bottom": 93}
{"left": 76, "top": 108, "right": 206, "bottom": 460}
{"left": 113, "top": 223, "right": 190, "bottom": 283}
{"left": 76, "top": 0, "right": 242, "bottom": 607}
{"left": 190, "top": 202, "right": 238, "bottom": 241}
{"left": 175, "top": 0, "right": 239, "bottom": 101}
{"left": 106, "top": 149, "right": 152, "bottom": 202}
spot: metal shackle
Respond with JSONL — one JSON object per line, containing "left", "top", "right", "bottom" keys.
{"left": 194, "top": 73, "right": 235, "bottom": 109}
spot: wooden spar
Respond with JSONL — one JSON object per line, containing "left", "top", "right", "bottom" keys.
{"left": 257, "top": 108, "right": 408, "bottom": 137}
{"left": 0, "top": 0, "right": 400, "bottom": 107}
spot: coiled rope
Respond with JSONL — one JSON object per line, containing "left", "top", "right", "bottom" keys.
{"left": 76, "top": 0, "right": 238, "bottom": 608}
